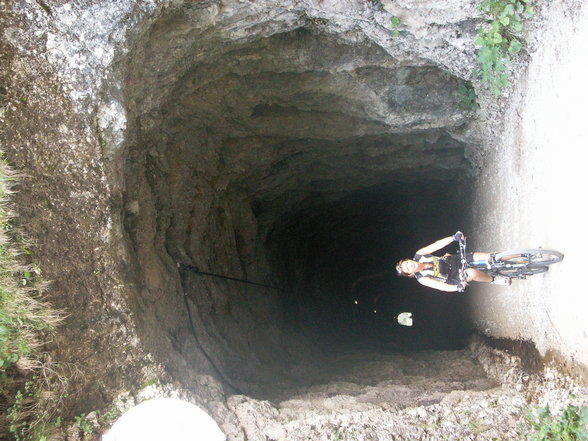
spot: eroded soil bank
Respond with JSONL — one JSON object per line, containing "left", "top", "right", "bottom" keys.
{"left": 0, "top": 0, "right": 586, "bottom": 439}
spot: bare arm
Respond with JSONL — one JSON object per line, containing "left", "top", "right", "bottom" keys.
{"left": 416, "top": 235, "right": 455, "bottom": 256}
{"left": 417, "top": 276, "right": 461, "bottom": 292}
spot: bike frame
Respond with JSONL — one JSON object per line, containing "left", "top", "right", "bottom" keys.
{"left": 456, "top": 235, "right": 561, "bottom": 291}
{"left": 458, "top": 237, "right": 532, "bottom": 280}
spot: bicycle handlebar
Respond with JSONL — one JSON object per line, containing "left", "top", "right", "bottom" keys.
{"left": 457, "top": 235, "right": 468, "bottom": 292}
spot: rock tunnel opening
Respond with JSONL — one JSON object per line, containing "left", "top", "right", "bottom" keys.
{"left": 120, "top": 8, "right": 476, "bottom": 399}
{"left": 268, "top": 180, "right": 470, "bottom": 353}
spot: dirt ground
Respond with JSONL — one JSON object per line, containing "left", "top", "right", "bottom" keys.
{"left": 467, "top": 0, "right": 588, "bottom": 377}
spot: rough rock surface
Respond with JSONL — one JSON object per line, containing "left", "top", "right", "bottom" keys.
{"left": 465, "top": 0, "right": 588, "bottom": 377}
{"left": 227, "top": 337, "right": 587, "bottom": 441}
{"left": 1, "top": 0, "right": 586, "bottom": 440}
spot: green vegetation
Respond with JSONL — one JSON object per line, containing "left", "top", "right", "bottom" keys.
{"left": 329, "top": 425, "right": 358, "bottom": 441}
{"left": 458, "top": 82, "right": 479, "bottom": 110}
{"left": 469, "top": 419, "right": 491, "bottom": 435}
{"left": 524, "top": 402, "right": 588, "bottom": 441}
{"left": 475, "top": 0, "right": 535, "bottom": 94}
{"left": 6, "top": 361, "right": 80, "bottom": 441}
{"left": 0, "top": 161, "right": 57, "bottom": 371}
{"left": 96, "top": 406, "right": 119, "bottom": 427}
{"left": 74, "top": 414, "right": 93, "bottom": 436}
{"left": 0, "top": 155, "right": 64, "bottom": 440}
{"left": 140, "top": 377, "right": 160, "bottom": 389}
{"left": 390, "top": 16, "right": 401, "bottom": 37}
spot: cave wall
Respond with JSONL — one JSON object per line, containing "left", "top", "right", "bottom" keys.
{"left": 120, "top": 0, "right": 477, "bottom": 395}
{"left": 1, "top": 0, "right": 487, "bottom": 427}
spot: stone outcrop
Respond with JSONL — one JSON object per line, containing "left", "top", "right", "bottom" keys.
{"left": 1, "top": 0, "right": 508, "bottom": 438}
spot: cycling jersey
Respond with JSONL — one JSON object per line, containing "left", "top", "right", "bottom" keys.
{"left": 413, "top": 253, "right": 473, "bottom": 286}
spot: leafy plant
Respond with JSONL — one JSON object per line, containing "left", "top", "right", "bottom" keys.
{"left": 525, "top": 402, "right": 588, "bottom": 441}
{"left": 475, "top": 0, "right": 534, "bottom": 94}
{"left": 6, "top": 360, "right": 79, "bottom": 441}
{"left": 390, "top": 16, "right": 401, "bottom": 37}
{"left": 97, "top": 406, "right": 119, "bottom": 426}
{"left": 75, "top": 414, "right": 94, "bottom": 435}
{"left": 458, "top": 82, "right": 479, "bottom": 110}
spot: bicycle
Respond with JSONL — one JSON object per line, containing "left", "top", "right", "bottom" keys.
{"left": 457, "top": 235, "right": 563, "bottom": 291}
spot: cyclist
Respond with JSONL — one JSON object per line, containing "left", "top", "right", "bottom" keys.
{"left": 396, "top": 232, "right": 511, "bottom": 292}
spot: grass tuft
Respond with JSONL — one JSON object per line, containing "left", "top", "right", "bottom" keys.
{"left": 0, "top": 154, "right": 65, "bottom": 440}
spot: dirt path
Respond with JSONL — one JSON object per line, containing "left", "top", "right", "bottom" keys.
{"left": 467, "top": 0, "right": 588, "bottom": 372}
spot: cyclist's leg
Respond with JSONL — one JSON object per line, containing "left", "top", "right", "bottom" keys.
{"left": 465, "top": 268, "right": 493, "bottom": 283}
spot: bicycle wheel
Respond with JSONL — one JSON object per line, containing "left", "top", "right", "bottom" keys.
{"left": 495, "top": 249, "right": 563, "bottom": 266}
{"left": 498, "top": 265, "right": 548, "bottom": 278}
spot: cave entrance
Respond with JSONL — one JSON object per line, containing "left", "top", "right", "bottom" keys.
{"left": 268, "top": 180, "right": 469, "bottom": 353}
{"left": 121, "top": 5, "right": 474, "bottom": 398}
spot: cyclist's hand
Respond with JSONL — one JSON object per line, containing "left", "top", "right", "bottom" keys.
{"left": 452, "top": 231, "right": 464, "bottom": 242}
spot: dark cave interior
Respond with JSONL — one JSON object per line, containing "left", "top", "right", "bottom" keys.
{"left": 267, "top": 180, "right": 471, "bottom": 352}
{"left": 120, "top": 10, "right": 476, "bottom": 396}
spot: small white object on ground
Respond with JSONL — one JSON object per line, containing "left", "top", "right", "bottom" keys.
{"left": 397, "top": 312, "right": 413, "bottom": 326}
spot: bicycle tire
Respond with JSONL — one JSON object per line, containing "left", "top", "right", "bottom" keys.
{"left": 495, "top": 249, "right": 563, "bottom": 266}
{"left": 498, "top": 265, "right": 548, "bottom": 278}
